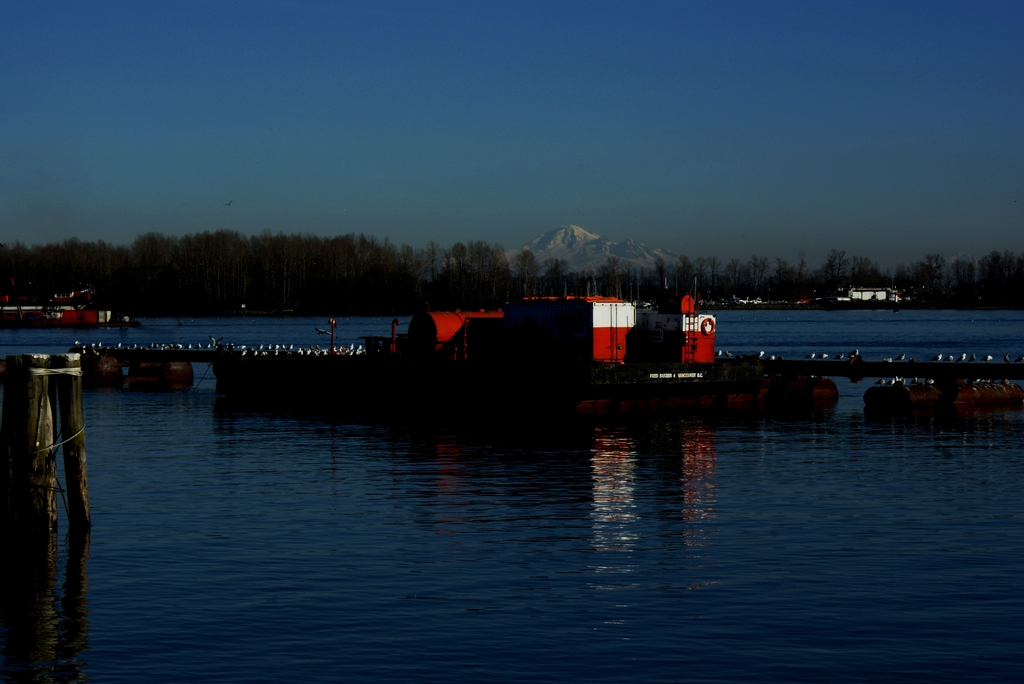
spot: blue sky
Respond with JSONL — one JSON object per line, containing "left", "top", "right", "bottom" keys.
{"left": 2, "top": 1, "right": 1022, "bottom": 265}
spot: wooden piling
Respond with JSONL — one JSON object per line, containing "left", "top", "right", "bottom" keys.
{"left": 53, "top": 354, "right": 90, "bottom": 529}
{"left": 2, "top": 353, "right": 91, "bottom": 535}
{"left": 7, "top": 355, "right": 58, "bottom": 532}
{"left": 0, "top": 356, "right": 25, "bottom": 528}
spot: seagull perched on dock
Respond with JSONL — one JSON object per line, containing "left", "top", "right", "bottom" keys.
{"left": 716, "top": 350, "right": 723, "bottom": 357}
{"left": 1005, "top": 354, "right": 1012, "bottom": 363}
{"left": 834, "top": 352, "right": 845, "bottom": 360}
{"left": 945, "top": 355, "right": 954, "bottom": 362}
{"left": 209, "top": 336, "right": 223, "bottom": 346}
{"left": 875, "top": 378, "right": 886, "bottom": 385}
{"left": 956, "top": 353, "right": 967, "bottom": 362}
{"left": 850, "top": 349, "right": 859, "bottom": 358}
{"left": 931, "top": 353, "right": 943, "bottom": 361}
{"left": 724, "top": 351, "right": 733, "bottom": 357}
{"left": 883, "top": 357, "right": 893, "bottom": 362}
{"left": 805, "top": 352, "right": 815, "bottom": 359}
{"left": 982, "top": 355, "right": 993, "bottom": 362}
{"left": 895, "top": 353, "right": 905, "bottom": 361}
{"left": 968, "top": 353, "right": 976, "bottom": 362}
{"left": 1016, "top": 356, "right": 1024, "bottom": 363}
{"left": 757, "top": 351, "right": 765, "bottom": 359}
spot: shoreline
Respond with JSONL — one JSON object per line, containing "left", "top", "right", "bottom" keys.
{"left": 143, "top": 303, "right": 1023, "bottom": 317}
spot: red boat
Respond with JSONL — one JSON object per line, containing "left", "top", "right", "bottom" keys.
{"left": 0, "top": 289, "right": 137, "bottom": 328}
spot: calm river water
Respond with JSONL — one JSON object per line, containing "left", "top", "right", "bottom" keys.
{"left": 1, "top": 310, "right": 1023, "bottom": 682}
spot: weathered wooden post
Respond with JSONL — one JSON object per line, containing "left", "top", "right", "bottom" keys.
{"left": 53, "top": 354, "right": 90, "bottom": 529}
{"left": 0, "top": 355, "right": 25, "bottom": 528}
{"left": 7, "top": 354, "right": 58, "bottom": 532}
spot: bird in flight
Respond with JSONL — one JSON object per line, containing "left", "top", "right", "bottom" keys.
{"left": 225, "top": 200, "right": 233, "bottom": 206}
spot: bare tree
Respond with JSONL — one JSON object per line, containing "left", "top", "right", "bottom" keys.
{"left": 542, "top": 258, "right": 567, "bottom": 296}
{"left": 706, "top": 256, "right": 722, "bottom": 297}
{"left": 725, "top": 258, "right": 745, "bottom": 297}
{"left": 693, "top": 256, "right": 708, "bottom": 291}
{"left": 849, "top": 255, "right": 883, "bottom": 287}
{"left": 917, "top": 253, "right": 946, "bottom": 290}
{"left": 653, "top": 256, "right": 667, "bottom": 291}
{"left": 513, "top": 249, "right": 540, "bottom": 297}
{"left": 773, "top": 257, "right": 792, "bottom": 286}
{"left": 675, "top": 255, "right": 694, "bottom": 294}
{"left": 598, "top": 257, "right": 621, "bottom": 297}
{"left": 747, "top": 255, "right": 770, "bottom": 295}
{"left": 952, "top": 256, "right": 976, "bottom": 290}
{"left": 822, "top": 249, "right": 849, "bottom": 288}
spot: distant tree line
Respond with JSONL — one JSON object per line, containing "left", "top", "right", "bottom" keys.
{"left": 1, "top": 231, "right": 1022, "bottom": 315}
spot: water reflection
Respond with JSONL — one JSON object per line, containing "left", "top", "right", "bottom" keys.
{"left": 0, "top": 531, "right": 90, "bottom": 683}
{"left": 679, "top": 423, "right": 717, "bottom": 539}
{"left": 589, "top": 428, "right": 639, "bottom": 554}
{"left": 431, "top": 436, "right": 468, "bottom": 530}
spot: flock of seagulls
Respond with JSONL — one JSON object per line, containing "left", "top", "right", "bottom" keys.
{"left": 714, "top": 348, "right": 1024, "bottom": 364}
{"left": 75, "top": 340, "right": 227, "bottom": 351}
{"left": 236, "top": 343, "right": 365, "bottom": 357}
{"left": 872, "top": 377, "right": 1015, "bottom": 387}
{"left": 927, "top": 352, "right": 1021, "bottom": 363}
{"left": 716, "top": 350, "right": 785, "bottom": 360}
{"left": 65, "top": 338, "right": 1024, "bottom": 381}
{"left": 72, "top": 337, "right": 367, "bottom": 356}
{"left": 709, "top": 347, "right": 1023, "bottom": 388}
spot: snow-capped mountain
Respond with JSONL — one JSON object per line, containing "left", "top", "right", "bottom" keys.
{"left": 516, "top": 225, "right": 677, "bottom": 271}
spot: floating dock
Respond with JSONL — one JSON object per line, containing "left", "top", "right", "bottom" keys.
{"left": 20, "top": 295, "right": 1016, "bottom": 414}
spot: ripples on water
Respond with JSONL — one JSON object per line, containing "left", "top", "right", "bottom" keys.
{"left": 1, "top": 312, "right": 1023, "bottom": 682}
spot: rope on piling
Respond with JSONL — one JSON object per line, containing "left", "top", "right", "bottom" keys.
{"left": 33, "top": 426, "right": 85, "bottom": 454}
{"left": 28, "top": 427, "right": 72, "bottom": 518}
{"left": 25, "top": 367, "right": 83, "bottom": 376}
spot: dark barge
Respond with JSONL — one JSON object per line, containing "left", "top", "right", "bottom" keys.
{"left": 209, "top": 296, "right": 838, "bottom": 414}
{"left": 57, "top": 295, "right": 1024, "bottom": 414}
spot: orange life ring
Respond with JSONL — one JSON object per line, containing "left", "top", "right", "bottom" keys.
{"left": 700, "top": 317, "right": 715, "bottom": 336}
